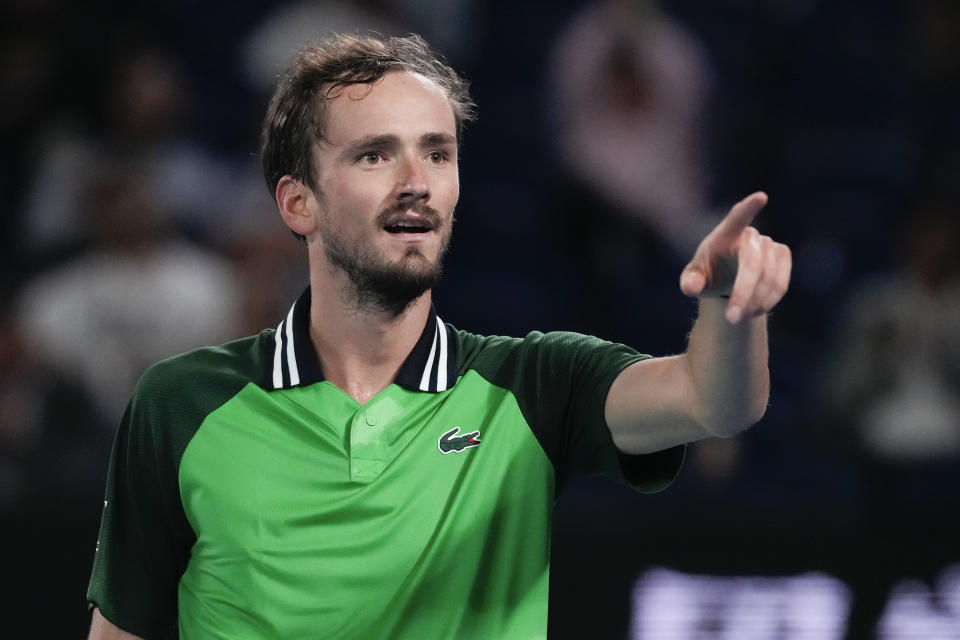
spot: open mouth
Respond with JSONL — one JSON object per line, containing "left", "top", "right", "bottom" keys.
{"left": 381, "top": 211, "right": 437, "bottom": 235}
{"left": 384, "top": 220, "right": 433, "bottom": 234}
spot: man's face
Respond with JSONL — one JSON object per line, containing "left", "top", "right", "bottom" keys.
{"left": 308, "top": 71, "right": 460, "bottom": 314}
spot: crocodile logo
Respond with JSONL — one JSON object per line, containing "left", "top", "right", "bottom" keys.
{"left": 438, "top": 427, "right": 481, "bottom": 454}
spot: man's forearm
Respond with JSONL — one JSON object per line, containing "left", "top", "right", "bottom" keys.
{"left": 684, "top": 297, "right": 770, "bottom": 437}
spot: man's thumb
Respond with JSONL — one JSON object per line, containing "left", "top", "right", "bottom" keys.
{"left": 680, "top": 268, "right": 706, "bottom": 297}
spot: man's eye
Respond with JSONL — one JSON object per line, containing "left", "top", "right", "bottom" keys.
{"left": 428, "top": 151, "right": 448, "bottom": 164}
{"left": 359, "top": 152, "right": 382, "bottom": 164}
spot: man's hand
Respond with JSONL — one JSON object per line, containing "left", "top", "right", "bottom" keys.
{"left": 607, "top": 191, "right": 790, "bottom": 453}
{"left": 679, "top": 191, "right": 792, "bottom": 324}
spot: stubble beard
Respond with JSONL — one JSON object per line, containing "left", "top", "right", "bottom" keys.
{"left": 321, "top": 209, "right": 451, "bottom": 317}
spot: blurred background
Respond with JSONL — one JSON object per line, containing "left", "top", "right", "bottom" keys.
{"left": 1, "top": 0, "right": 958, "bottom": 637}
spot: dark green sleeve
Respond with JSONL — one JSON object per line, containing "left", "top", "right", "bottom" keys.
{"left": 86, "top": 363, "right": 196, "bottom": 639}
{"left": 87, "top": 337, "right": 262, "bottom": 638}
{"left": 462, "top": 330, "right": 684, "bottom": 494}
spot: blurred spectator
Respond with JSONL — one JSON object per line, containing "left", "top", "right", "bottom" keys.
{"left": 0, "top": 284, "right": 106, "bottom": 509}
{"left": 0, "top": 1, "right": 110, "bottom": 277}
{"left": 16, "top": 166, "right": 242, "bottom": 425}
{"left": 242, "top": 0, "right": 478, "bottom": 91}
{"left": 548, "top": 0, "right": 716, "bottom": 258}
{"left": 821, "top": 195, "right": 960, "bottom": 467}
{"left": 538, "top": 0, "right": 719, "bottom": 357}
{"left": 220, "top": 195, "right": 310, "bottom": 337}
{"left": 243, "top": 0, "right": 407, "bottom": 93}
{"left": 23, "top": 46, "right": 246, "bottom": 258}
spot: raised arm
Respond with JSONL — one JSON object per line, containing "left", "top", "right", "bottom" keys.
{"left": 606, "top": 192, "right": 792, "bottom": 454}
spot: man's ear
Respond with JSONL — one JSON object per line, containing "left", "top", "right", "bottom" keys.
{"left": 275, "top": 176, "right": 319, "bottom": 238}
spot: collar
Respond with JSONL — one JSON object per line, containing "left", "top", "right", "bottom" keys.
{"left": 262, "top": 287, "right": 457, "bottom": 393}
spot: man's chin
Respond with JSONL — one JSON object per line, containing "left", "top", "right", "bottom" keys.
{"left": 390, "top": 249, "right": 442, "bottom": 278}
{"left": 347, "top": 258, "right": 443, "bottom": 316}
{"left": 324, "top": 235, "right": 448, "bottom": 315}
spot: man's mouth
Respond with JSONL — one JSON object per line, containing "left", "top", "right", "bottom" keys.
{"left": 380, "top": 209, "right": 439, "bottom": 235}
{"left": 383, "top": 219, "right": 434, "bottom": 234}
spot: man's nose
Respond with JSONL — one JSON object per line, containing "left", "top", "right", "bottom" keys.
{"left": 396, "top": 156, "right": 429, "bottom": 203}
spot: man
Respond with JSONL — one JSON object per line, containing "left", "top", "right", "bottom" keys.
{"left": 87, "top": 34, "right": 791, "bottom": 639}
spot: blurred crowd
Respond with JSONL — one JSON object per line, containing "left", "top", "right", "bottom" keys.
{"left": 1, "top": 0, "right": 958, "bottom": 637}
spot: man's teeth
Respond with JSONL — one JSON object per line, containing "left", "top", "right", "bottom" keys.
{"left": 386, "top": 221, "right": 430, "bottom": 233}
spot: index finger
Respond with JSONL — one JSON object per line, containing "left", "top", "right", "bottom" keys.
{"left": 713, "top": 191, "right": 769, "bottom": 242}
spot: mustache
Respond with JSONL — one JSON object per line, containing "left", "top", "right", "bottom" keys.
{"left": 376, "top": 201, "right": 444, "bottom": 228}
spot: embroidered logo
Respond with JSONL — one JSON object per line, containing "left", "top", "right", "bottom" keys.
{"left": 438, "top": 427, "right": 481, "bottom": 454}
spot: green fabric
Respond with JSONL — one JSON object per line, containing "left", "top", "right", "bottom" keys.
{"left": 456, "top": 329, "right": 682, "bottom": 493}
{"left": 87, "top": 324, "right": 684, "bottom": 639}
{"left": 177, "top": 374, "right": 553, "bottom": 638}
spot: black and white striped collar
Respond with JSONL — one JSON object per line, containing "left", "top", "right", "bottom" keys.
{"left": 262, "top": 287, "right": 457, "bottom": 393}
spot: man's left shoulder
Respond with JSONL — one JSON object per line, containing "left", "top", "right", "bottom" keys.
{"left": 449, "top": 325, "right": 636, "bottom": 360}
{"left": 448, "top": 325, "right": 644, "bottom": 383}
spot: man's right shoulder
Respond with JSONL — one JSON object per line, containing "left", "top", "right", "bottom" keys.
{"left": 129, "top": 330, "right": 274, "bottom": 421}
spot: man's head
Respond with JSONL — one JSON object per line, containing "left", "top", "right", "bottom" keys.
{"left": 260, "top": 33, "right": 475, "bottom": 212}
{"left": 261, "top": 34, "right": 476, "bottom": 315}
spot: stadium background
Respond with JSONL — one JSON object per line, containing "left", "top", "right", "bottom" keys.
{"left": 1, "top": 0, "right": 958, "bottom": 637}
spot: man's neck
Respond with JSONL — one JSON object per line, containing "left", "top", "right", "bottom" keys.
{"left": 308, "top": 274, "right": 432, "bottom": 405}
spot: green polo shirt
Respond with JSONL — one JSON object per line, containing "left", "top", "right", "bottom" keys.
{"left": 87, "top": 288, "right": 684, "bottom": 639}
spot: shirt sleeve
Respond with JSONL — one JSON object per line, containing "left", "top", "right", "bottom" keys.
{"left": 87, "top": 364, "right": 197, "bottom": 640}
{"left": 474, "top": 331, "right": 685, "bottom": 494}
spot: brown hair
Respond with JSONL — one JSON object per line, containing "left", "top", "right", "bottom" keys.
{"left": 260, "top": 33, "right": 476, "bottom": 200}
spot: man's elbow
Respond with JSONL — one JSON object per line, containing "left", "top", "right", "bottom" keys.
{"left": 699, "top": 397, "right": 768, "bottom": 439}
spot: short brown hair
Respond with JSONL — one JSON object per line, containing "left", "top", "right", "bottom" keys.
{"left": 260, "top": 33, "right": 476, "bottom": 198}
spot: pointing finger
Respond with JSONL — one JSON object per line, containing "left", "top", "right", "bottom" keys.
{"left": 713, "top": 191, "right": 768, "bottom": 243}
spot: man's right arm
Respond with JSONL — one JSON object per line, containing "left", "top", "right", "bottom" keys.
{"left": 88, "top": 608, "right": 146, "bottom": 640}
{"left": 88, "top": 354, "right": 210, "bottom": 639}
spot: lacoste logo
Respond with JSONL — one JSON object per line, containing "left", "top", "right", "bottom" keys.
{"left": 438, "top": 427, "right": 481, "bottom": 454}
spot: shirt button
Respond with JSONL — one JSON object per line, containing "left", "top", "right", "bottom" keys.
{"left": 365, "top": 414, "right": 377, "bottom": 426}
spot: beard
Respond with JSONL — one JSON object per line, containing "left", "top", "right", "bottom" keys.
{"left": 321, "top": 205, "right": 451, "bottom": 317}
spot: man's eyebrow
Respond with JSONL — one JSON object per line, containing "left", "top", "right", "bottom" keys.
{"left": 344, "top": 134, "right": 399, "bottom": 151}
{"left": 340, "top": 132, "right": 456, "bottom": 156}
{"left": 420, "top": 132, "right": 456, "bottom": 147}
